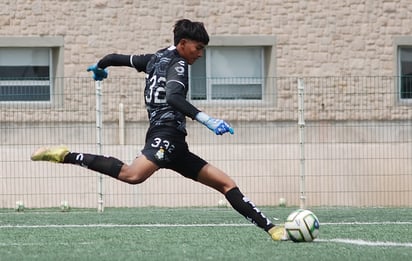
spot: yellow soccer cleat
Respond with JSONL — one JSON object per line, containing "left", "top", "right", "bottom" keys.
{"left": 31, "top": 146, "right": 69, "bottom": 163}
{"left": 268, "top": 225, "right": 288, "bottom": 241}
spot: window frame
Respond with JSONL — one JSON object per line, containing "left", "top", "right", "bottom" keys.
{"left": 205, "top": 46, "right": 265, "bottom": 100}
{"left": 0, "top": 36, "right": 64, "bottom": 106}
{"left": 189, "top": 35, "right": 276, "bottom": 106}
{"left": 394, "top": 36, "right": 412, "bottom": 104}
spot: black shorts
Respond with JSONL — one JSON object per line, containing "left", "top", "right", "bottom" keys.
{"left": 141, "top": 127, "right": 208, "bottom": 180}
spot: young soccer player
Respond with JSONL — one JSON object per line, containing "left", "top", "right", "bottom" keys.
{"left": 31, "top": 19, "right": 286, "bottom": 241}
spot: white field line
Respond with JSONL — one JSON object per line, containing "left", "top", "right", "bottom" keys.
{"left": 0, "top": 223, "right": 411, "bottom": 248}
{"left": 0, "top": 223, "right": 250, "bottom": 229}
{"left": 320, "top": 221, "right": 412, "bottom": 225}
{"left": 2, "top": 239, "right": 411, "bottom": 248}
{"left": 1, "top": 221, "right": 411, "bottom": 229}
{"left": 0, "top": 242, "right": 94, "bottom": 247}
{"left": 317, "top": 238, "right": 412, "bottom": 248}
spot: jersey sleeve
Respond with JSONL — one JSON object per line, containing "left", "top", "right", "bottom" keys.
{"left": 165, "top": 59, "right": 201, "bottom": 119}
{"left": 97, "top": 53, "right": 153, "bottom": 72}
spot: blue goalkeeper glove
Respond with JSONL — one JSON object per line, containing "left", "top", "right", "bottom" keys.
{"left": 87, "top": 63, "right": 108, "bottom": 81}
{"left": 195, "top": 112, "right": 234, "bottom": 135}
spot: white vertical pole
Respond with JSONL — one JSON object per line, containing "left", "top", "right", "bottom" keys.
{"left": 95, "top": 80, "right": 104, "bottom": 213}
{"left": 119, "top": 103, "right": 125, "bottom": 145}
{"left": 298, "top": 78, "right": 306, "bottom": 209}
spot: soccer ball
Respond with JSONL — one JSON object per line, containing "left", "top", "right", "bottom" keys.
{"left": 278, "top": 197, "right": 287, "bottom": 207}
{"left": 15, "top": 201, "right": 25, "bottom": 212}
{"left": 217, "top": 199, "right": 228, "bottom": 208}
{"left": 60, "top": 200, "right": 71, "bottom": 212}
{"left": 285, "top": 209, "right": 320, "bottom": 242}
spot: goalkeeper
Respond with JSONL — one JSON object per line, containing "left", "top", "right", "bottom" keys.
{"left": 31, "top": 19, "right": 286, "bottom": 241}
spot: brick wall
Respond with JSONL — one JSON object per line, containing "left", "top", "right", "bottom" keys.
{"left": 1, "top": 1, "right": 411, "bottom": 208}
{"left": 1, "top": 0, "right": 411, "bottom": 122}
{"left": 2, "top": 0, "right": 412, "bottom": 76}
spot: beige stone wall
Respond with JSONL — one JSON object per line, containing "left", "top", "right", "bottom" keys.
{"left": 1, "top": 0, "right": 412, "bottom": 122}
{"left": 2, "top": 0, "right": 411, "bottom": 76}
{"left": 1, "top": 1, "right": 411, "bottom": 208}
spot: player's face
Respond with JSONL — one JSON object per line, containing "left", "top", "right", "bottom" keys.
{"left": 178, "top": 39, "right": 205, "bottom": 65}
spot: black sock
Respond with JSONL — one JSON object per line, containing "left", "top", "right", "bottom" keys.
{"left": 63, "top": 152, "right": 124, "bottom": 179}
{"left": 225, "top": 187, "right": 274, "bottom": 232}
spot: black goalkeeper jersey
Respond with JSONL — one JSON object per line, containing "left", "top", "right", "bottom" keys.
{"left": 97, "top": 46, "right": 201, "bottom": 136}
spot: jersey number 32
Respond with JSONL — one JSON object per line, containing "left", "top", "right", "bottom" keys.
{"left": 145, "top": 75, "right": 166, "bottom": 104}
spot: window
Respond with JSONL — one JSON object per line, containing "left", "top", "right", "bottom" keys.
{"left": 398, "top": 47, "right": 412, "bottom": 99}
{"left": 189, "top": 36, "right": 276, "bottom": 102}
{"left": 0, "top": 48, "right": 51, "bottom": 101}
{"left": 191, "top": 47, "right": 264, "bottom": 100}
{"left": 0, "top": 37, "right": 64, "bottom": 103}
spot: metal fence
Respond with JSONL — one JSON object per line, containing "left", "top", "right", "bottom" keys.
{"left": 0, "top": 77, "right": 411, "bottom": 210}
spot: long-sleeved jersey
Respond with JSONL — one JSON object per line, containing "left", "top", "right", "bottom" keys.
{"left": 97, "top": 46, "right": 201, "bottom": 135}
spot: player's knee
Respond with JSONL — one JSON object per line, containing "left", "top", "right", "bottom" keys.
{"left": 222, "top": 183, "right": 237, "bottom": 194}
{"left": 123, "top": 176, "right": 147, "bottom": 185}
{"left": 121, "top": 173, "right": 148, "bottom": 185}
{"left": 125, "top": 177, "right": 146, "bottom": 185}
{"left": 118, "top": 166, "right": 150, "bottom": 185}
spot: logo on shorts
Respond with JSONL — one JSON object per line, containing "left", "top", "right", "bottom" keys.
{"left": 155, "top": 148, "right": 165, "bottom": 161}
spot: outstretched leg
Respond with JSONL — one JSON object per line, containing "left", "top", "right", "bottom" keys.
{"left": 31, "top": 146, "right": 159, "bottom": 184}
{"left": 196, "top": 164, "right": 287, "bottom": 241}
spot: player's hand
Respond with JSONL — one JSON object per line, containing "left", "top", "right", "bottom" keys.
{"left": 87, "top": 63, "right": 108, "bottom": 81}
{"left": 195, "top": 112, "right": 234, "bottom": 135}
{"left": 205, "top": 118, "right": 234, "bottom": 135}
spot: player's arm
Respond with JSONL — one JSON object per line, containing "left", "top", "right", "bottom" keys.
{"left": 166, "top": 83, "right": 200, "bottom": 119}
{"left": 87, "top": 54, "right": 153, "bottom": 80}
{"left": 165, "top": 60, "right": 234, "bottom": 135}
{"left": 97, "top": 54, "right": 153, "bottom": 72}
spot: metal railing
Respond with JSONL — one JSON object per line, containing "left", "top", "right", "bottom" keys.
{"left": 0, "top": 77, "right": 411, "bottom": 210}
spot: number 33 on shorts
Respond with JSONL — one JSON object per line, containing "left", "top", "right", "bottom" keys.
{"left": 151, "top": 137, "right": 175, "bottom": 160}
